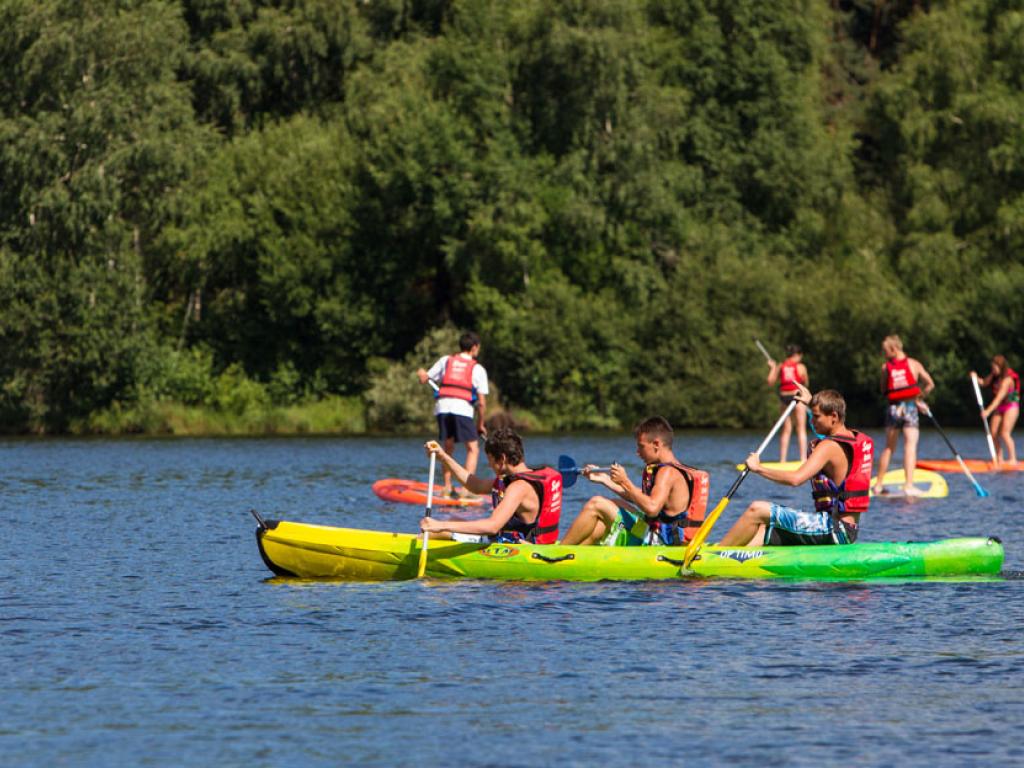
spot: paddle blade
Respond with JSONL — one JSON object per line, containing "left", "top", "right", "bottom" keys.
{"left": 682, "top": 496, "right": 732, "bottom": 569}
{"left": 971, "top": 480, "right": 990, "bottom": 498}
{"left": 557, "top": 455, "right": 579, "bottom": 488}
{"left": 417, "top": 534, "right": 429, "bottom": 578}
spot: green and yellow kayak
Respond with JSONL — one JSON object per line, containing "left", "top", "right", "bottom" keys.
{"left": 253, "top": 518, "right": 1003, "bottom": 582}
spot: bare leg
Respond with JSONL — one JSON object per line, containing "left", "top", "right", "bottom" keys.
{"left": 442, "top": 436, "right": 456, "bottom": 494}
{"left": 779, "top": 404, "right": 793, "bottom": 463}
{"left": 903, "top": 425, "right": 921, "bottom": 494}
{"left": 795, "top": 404, "right": 808, "bottom": 460}
{"left": 719, "top": 501, "right": 772, "bottom": 546}
{"left": 560, "top": 496, "right": 621, "bottom": 545}
{"left": 1000, "top": 408, "right": 1019, "bottom": 464}
{"left": 990, "top": 413, "right": 1004, "bottom": 463}
{"left": 873, "top": 427, "right": 899, "bottom": 493}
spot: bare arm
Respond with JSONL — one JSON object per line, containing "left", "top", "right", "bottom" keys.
{"left": 747, "top": 440, "right": 838, "bottom": 486}
{"left": 475, "top": 393, "right": 487, "bottom": 435}
{"left": 912, "top": 359, "right": 935, "bottom": 397}
{"left": 880, "top": 364, "right": 888, "bottom": 395}
{"left": 421, "top": 481, "right": 530, "bottom": 536}
{"left": 766, "top": 360, "right": 779, "bottom": 386}
{"left": 614, "top": 464, "right": 687, "bottom": 518}
{"left": 799, "top": 363, "right": 809, "bottom": 387}
{"left": 983, "top": 378, "right": 1012, "bottom": 417}
{"left": 425, "top": 441, "right": 492, "bottom": 495}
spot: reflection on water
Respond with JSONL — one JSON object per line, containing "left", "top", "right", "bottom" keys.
{"left": 1, "top": 431, "right": 1022, "bottom": 766}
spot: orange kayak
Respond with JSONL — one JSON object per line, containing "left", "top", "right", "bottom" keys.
{"left": 916, "top": 459, "right": 1024, "bottom": 473}
{"left": 372, "top": 478, "right": 488, "bottom": 507}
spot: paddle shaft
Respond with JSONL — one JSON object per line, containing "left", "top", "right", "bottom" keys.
{"left": 754, "top": 338, "right": 773, "bottom": 363}
{"left": 417, "top": 452, "right": 437, "bottom": 578}
{"left": 682, "top": 398, "right": 800, "bottom": 567}
{"left": 923, "top": 409, "right": 989, "bottom": 497}
{"left": 971, "top": 372, "right": 998, "bottom": 464}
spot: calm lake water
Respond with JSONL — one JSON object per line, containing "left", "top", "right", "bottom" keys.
{"left": 2, "top": 430, "right": 1023, "bottom": 766}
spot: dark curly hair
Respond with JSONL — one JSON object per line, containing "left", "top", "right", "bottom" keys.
{"left": 485, "top": 427, "right": 524, "bottom": 464}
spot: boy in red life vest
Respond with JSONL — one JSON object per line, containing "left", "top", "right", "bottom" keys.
{"left": 560, "top": 416, "right": 710, "bottom": 547}
{"left": 419, "top": 427, "right": 562, "bottom": 544}
{"left": 416, "top": 331, "right": 489, "bottom": 497}
{"left": 873, "top": 334, "right": 934, "bottom": 496}
{"left": 766, "top": 344, "right": 810, "bottom": 462}
{"left": 719, "top": 386, "right": 873, "bottom": 546}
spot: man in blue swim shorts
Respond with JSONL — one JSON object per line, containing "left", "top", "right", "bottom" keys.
{"left": 719, "top": 386, "right": 874, "bottom": 547}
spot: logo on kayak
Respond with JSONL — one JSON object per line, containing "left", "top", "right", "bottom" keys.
{"left": 482, "top": 546, "right": 519, "bottom": 559}
{"left": 716, "top": 549, "right": 763, "bottom": 563}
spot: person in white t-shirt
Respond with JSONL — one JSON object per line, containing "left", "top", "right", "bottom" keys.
{"left": 417, "top": 332, "right": 489, "bottom": 496}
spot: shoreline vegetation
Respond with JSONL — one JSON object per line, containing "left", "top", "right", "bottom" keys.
{"left": 3, "top": 2, "right": 1024, "bottom": 436}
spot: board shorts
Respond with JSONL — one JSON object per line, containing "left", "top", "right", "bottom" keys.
{"left": 764, "top": 503, "right": 858, "bottom": 546}
{"left": 779, "top": 391, "right": 799, "bottom": 405}
{"left": 599, "top": 508, "right": 683, "bottom": 547}
{"left": 885, "top": 400, "right": 919, "bottom": 429}
{"left": 437, "top": 413, "right": 478, "bottom": 444}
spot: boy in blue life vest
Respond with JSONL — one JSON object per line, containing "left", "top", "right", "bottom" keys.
{"left": 417, "top": 331, "right": 489, "bottom": 497}
{"left": 560, "top": 416, "right": 709, "bottom": 547}
{"left": 419, "top": 428, "right": 562, "bottom": 544}
{"left": 719, "top": 386, "right": 874, "bottom": 547}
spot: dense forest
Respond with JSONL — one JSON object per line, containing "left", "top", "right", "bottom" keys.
{"left": 1, "top": 0, "right": 1023, "bottom": 434}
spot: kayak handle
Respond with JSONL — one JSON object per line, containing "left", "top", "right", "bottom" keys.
{"left": 656, "top": 554, "right": 686, "bottom": 567}
{"left": 530, "top": 552, "right": 575, "bottom": 564}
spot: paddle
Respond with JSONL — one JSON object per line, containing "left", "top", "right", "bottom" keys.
{"left": 920, "top": 404, "right": 989, "bottom": 498}
{"left": 416, "top": 451, "right": 438, "bottom": 578}
{"left": 753, "top": 338, "right": 774, "bottom": 364}
{"left": 682, "top": 398, "right": 800, "bottom": 568}
{"left": 557, "top": 455, "right": 610, "bottom": 489}
{"left": 970, "top": 372, "right": 999, "bottom": 466}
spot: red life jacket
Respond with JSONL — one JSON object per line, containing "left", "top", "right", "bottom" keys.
{"left": 779, "top": 359, "right": 802, "bottom": 395}
{"left": 995, "top": 368, "right": 1021, "bottom": 403}
{"left": 640, "top": 462, "right": 710, "bottom": 544}
{"left": 437, "top": 355, "right": 477, "bottom": 402}
{"left": 885, "top": 358, "right": 921, "bottom": 402}
{"left": 490, "top": 467, "right": 563, "bottom": 544}
{"left": 809, "top": 430, "right": 873, "bottom": 515}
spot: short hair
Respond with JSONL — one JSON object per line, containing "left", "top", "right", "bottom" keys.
{"left": 883, "top": 334, "right": 903, "bottom": 353}
{"left": 785, "top": 344, "right": 801, "bottom": 356}
{"left": 459, "top": 331, "right": 481, "bottom": 352}
{"left": 485, "top": 427, "right": 524, "bottom": 464}
{"left": 810, "top": 389, "right": 846, "bottom": 421}
{"left": 634, "top": 416, "right": 673, "bottom": 447}
{"left": 993, "top": 355, "right": 1009, "bottom": 375}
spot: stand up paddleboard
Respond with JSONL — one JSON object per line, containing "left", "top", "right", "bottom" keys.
{"left": 372, "top": 478, "right": 488, "bottom": 507}
{"left": 870, "top": 469, "right": 948, "bottom": 499}
{"left": 917, "top": 459, "right": 1024, "bottom": 474}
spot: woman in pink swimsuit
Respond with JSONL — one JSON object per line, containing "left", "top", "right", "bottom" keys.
{"left": 975, "top": 355, "right": 1019, "bottom": 464}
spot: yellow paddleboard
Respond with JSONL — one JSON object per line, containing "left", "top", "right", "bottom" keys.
{"left": 735, "top": 460, "right": 804, "bottom": 472}
{"left": 870, "top": 469, "right": 948, "bottom": 499}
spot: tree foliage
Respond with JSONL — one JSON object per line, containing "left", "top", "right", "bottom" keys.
{"left": 1, "top": 0, "right": 1023, "bottom": 432}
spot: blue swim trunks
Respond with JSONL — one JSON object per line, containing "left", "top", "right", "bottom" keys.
{"left": 765, "top": 504, "right": 857, "bottom": 546}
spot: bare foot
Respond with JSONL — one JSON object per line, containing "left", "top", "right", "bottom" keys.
{"left": 903, "top": 485, "right": 925, "bottom": 497}
{"left": 872, "top": 485, "right": 886, "bottom": 495}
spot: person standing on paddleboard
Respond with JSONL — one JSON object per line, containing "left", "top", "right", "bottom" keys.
{"left": 559, "top": 416, "right": 710, "bottom": 547}
{"left": 873, "top": 334, "right": 935, "bottom": 496}
{"left": 766, "top": 344, "right": 810, "bottom": 463}
{"left": 417, "top": 331, "right": 489, "bottom": 498}
{"left": 419, "top": 428, "right": 562, "bottom": 544}
{"left": 973, "top": 355, "right": 1020, "bottom": 465}
{"left": 719, "top": 386, "right": 873, "bottom": 547}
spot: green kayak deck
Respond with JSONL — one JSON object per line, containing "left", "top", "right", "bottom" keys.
{"left": 254, "top": 519, "right": 1004, "bottom": 582}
